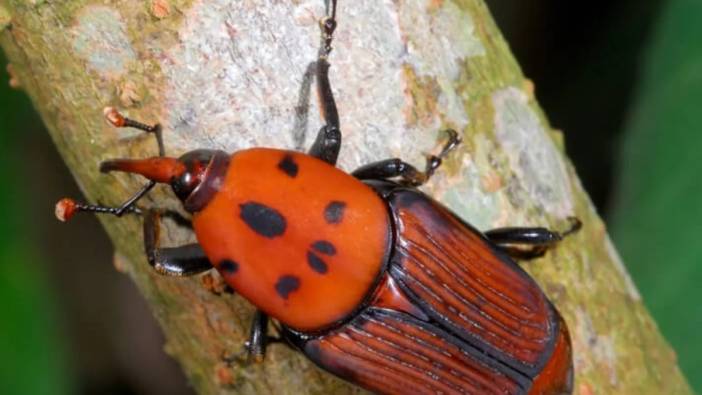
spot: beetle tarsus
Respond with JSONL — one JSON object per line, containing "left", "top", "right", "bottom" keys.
{"left": 319, "top": 0, "right": 338, "bottom": 59}
{"left": 562, "top": 216, "right": 583, "bottom": 237}
{"left": 422, "top": 129, "right": 461, "bottom": 182}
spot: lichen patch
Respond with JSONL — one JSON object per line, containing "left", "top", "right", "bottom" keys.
{"left": 395, "top": 1, "right": 485, "bottom": 80}
{"left": 394, "top": 0, "right": 485, "bottom": 128}
{"left": 71, "top": 6, "right": 136, "bottom": 78}
{"left": 440, "top": 155, "right": 501, "bottom": 230}
{"left": 436, "top": 133, "right": 526, "bottom": 230}
{"left": 573, "top": 308, "right": 619, "bottom": 386}
{"left": 492, "top": 87, "right": 574, "bottom": 218}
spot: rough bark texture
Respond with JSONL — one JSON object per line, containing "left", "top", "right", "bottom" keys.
{"left": 0, "top": 0, "right": 691, "bottom": 394}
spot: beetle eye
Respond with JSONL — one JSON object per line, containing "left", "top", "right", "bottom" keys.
{"left": 172, "top": 171, "right": 196, "bottom": 201}
{"left": 170, "top": 149, "right": 219, "bottom": 204}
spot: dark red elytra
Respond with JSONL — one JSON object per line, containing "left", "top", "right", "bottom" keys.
{"left": 55, "top": 1, "right": 578, "bottom": 394}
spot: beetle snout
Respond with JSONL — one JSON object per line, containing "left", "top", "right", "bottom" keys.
{"left": 100, "top": 157, "right": 186, "bottom": 184}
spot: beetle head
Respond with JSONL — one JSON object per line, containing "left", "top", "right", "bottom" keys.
{"left": 100, "top": 149, "right": 230, "bottom": 212}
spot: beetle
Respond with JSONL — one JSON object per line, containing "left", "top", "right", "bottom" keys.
{"left": 56, "top": 1, "right": 580, "bottom": 394}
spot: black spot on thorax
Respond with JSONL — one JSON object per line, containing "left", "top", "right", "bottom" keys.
{"left": 240, "top": 202, "right": 287, "bottom": 238}
{"left": 311, "top": 240, "right": 336, "bottom": 255}
{"left": 278, "top": 154, "right": 299, "bottom": 178}
{"left": 307, "top": 251, "right": 328, "bottom": 274}
{"left": 275, "top": 275, "right": 301, "bottom": 300}
{"left": 219, "top": 259, "right": 239, "bottom": 274}
{"left": 324, "top": 201, "right": 346, "bottom": 224}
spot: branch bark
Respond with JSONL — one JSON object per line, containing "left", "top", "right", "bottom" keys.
{"left": 0, "top": 0, "right": 690, "bottom": 394}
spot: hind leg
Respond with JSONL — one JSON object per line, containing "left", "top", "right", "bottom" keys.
{"left": 485, "top": 218, "right": 582, "bottom": 260}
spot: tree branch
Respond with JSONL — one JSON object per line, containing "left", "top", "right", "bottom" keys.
{"left": 0, "top": 0, "right": 690, "bottom": 393}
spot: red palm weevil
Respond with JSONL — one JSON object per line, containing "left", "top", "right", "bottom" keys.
{"left": 56, "top": 1, "right": 580, "bottom": 393}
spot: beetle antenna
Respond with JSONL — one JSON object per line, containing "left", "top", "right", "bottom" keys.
{"left": 104, "top": 107, "right": 165, "bottom": 157}
{"left": 55, "top": 179, "right": 157, "bottom": 222}
{"left": 55, "top": 197, "right": 143, "bottom": 222}
{"left": 319, "top": 0, "right": 338, "bottom": 59}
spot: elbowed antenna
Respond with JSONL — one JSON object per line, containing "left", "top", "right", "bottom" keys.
{"left": 55, "top": 197, "right": 141, "bottom": 222}
{"left": 104, "top": 107, "right": 166, "bottom": 156}
{"left": 55, "top": 108, "right": 172, "bottom": 222}
{"left": 100, "top": 107, "right": 179, "bottom": 183}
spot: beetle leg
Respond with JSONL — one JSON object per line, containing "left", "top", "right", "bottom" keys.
{"left": 307, "top": 61, "right": 341, "bottom": 165}
{"left": 352, "top": 159, "right": 425, "bottom": 185}
{"left": 143, "top": 210, "right": 213, "bottom": 276}
{"left": 485, "top": 217, "right": 582, "bottom": 260}
{"left": 222, "top": 312, "right": 284, "bottom": 365}
{"left": 244, "top": 310, "right": 270, "bottom": 363}
{"left": 308, "top": 1, "right": 341, "bottom": 165}
{"left": 352, "top": 129, "right": 461, "bottom": 186}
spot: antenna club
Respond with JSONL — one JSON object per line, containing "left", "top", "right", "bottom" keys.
{"left": 103, "top": 106, "right": 126, "bottom": 127}
{"left": 55, "top": 198, "right": 78, "bottom": 222}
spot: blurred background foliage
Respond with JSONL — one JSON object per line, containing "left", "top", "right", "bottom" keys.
{"left": 608, "top": 0, "right": 702, "bottom": 391}
{"left": 0, "top": 67, "right": 73, "bottom": 395}
{"left": 0, "top": 0, "right": 698, "bottom": 393}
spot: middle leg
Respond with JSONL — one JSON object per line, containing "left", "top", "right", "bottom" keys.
{"left": 352, "top": 129, "right": 460, "bottom": 186}
{"left": 485, "top": 217, "right": 582, "bottom": 260}
{"left": 143, "top": 210, "right": 213, "bottom": 276}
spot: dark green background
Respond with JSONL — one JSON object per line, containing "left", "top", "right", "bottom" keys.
{"left": 0, "top": 0, "right": 698, "bottom": 393}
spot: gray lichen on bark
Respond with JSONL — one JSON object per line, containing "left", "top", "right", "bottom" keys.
{"left": 0, "top": 0, "right": 691, "bottom": 394}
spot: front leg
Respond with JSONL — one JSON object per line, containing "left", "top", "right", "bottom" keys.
{"left": 308, "top": 3, "right": 341, "bottom": 165}
{"left": 143, "top": 210, "right": 213, "bottom": 276}
{"left": 307, "top": 61, "right": 341, "bottom": 165}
